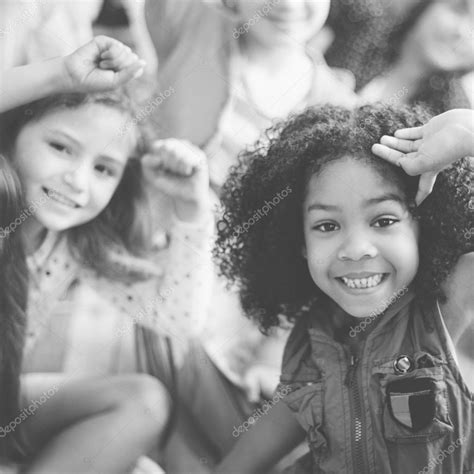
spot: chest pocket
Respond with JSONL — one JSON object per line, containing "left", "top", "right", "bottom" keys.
{"left": 373, "top": 354, "right": 454, "bottom": 444}
{"left": 281, "top": 380, "right": 328, "bottom": 463}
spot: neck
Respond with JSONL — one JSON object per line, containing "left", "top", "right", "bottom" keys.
{"left": 328, "top": 301, "right": 380, "bottom": 345}
{"left": 239, "top": 34, "right": 308, "bottom": 73}
{"left": 22, "top": 217, "right": 47, "bottom": 255}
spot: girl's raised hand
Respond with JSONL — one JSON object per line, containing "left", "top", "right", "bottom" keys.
{"left": 62, "top": 36, "right": 146, "bottom": 93}
{"left": 143, "top": 139, "right": 211, "bottom": 223}
{"left": 372, "top": 109, "right": 474, "bottom": 205}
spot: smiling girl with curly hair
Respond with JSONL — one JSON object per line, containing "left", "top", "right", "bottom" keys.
{"left": 214, "top": 104, "right": 473, "bottom": 473}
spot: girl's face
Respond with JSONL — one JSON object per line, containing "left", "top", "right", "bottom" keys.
{"left": 405, "top": 0, "right": 474, "bottom": 72}
{"left": 236, "top": 0, "right": 330, "bottom": 46}
{"left": 13, "top": 104, "right": 136, "bottom": 233}
{"left": 303, "top": 157, "right": 419, "bottom": 319}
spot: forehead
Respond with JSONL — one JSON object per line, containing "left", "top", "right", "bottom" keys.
{"left": 305, "top": 157, "right": 405, "bottom": 204}
{"left": 24, "top": 103, "right": 136, "bottom": 160}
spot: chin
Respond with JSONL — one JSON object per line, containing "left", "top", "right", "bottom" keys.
{"left": 35, "top": 214, "right": 77, "bottom": 233}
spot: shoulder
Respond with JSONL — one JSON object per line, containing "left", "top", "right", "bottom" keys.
{"left": 440, "top": 252, "right": 474, "bottom": 345}
{"left": 280, "top": 316, "right": 312, "bottom": 381}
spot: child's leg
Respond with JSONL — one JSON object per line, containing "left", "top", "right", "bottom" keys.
{"left": 161, "top": 344, "right": 259, "bottom": 473}
{"left": 18, "top": 373, "right": 169, "bottom": 474}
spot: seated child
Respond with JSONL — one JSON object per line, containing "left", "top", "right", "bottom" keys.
{"left": 214, "top": 104, "right": 473, "bottom": 473}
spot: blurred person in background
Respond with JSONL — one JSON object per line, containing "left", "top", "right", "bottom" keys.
{"left": 360, "top": 0, "right": 474, "bottom": 113}
{"left": 0, "top": 0, "right": 102, "bottom": 69}
{"left": 325, "top": 0, "right": 414, "bottom": 89}
{"left": 325, "top": 0, "right": 474, "bottom": 112}
{"left": 145, "top": 0, "right": 356, "bottom": 192}
{"left": 0, "top": 0, "right": 157, "bottom": 75}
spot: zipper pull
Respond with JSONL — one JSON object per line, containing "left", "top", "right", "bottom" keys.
{"left": 345, "top": 355, "right": 358, "bottom": 387}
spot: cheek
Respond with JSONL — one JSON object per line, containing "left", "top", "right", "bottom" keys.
{"left": 14, "top": 142, "right": 58, "bottom": 186}
{"left": 383, "top": 230, "right": 419, "bottom": 282}
{"left": 305, "top": 238, "right": 334, "bottom": 286}
{"left": 89, "top": 179, "right": 121, "bottom": 213}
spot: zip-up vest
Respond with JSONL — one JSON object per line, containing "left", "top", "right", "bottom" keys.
{"left": 279, "top": 291, "right": 473, "bottom": 474}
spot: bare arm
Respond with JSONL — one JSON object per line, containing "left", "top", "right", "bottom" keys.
{"left": 214, "top": 399, "right": 305, "bottom": 474}
{"left": 0, "top": 36, "right": 144, "bottom": 113}
{"left": 0, "top": 58, "right": 65, "bottom": 113}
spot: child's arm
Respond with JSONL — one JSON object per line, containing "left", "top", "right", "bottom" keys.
{"left": 137, "top": 139, "right": 214, "bottom": 338}
{"left": 0, "top": 36, "right": 145, "bottom": 113}
{"left": 372, "top": 109, "right": 474, "bottom": 204}
{"left": 214, "top": 399, "right": 306, "bottom": 474}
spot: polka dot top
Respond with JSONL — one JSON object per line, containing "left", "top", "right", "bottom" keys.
{"left": 24, "top": 214, "right": 214, "bottom": 356}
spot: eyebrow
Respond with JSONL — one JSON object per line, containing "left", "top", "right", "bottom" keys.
{"left": 307, "top": 193, "right": 406, "bottom": 212}
{"left": 47, "top": 129, "right": 126, "bottom": 167}
{"left": 98, "top": 154, "right": 127, "bottom": 168}
{"left": 46, "top": 129, "right": 82, "bottom": 148}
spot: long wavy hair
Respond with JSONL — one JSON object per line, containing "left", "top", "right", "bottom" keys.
{"left": 0, "top": 154, "right": 28, "bottom": 461}
{"left": 0, "top": 89, "right": 153, "bottom": 282}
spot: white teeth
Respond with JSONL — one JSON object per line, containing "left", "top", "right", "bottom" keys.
{"left": 340, "top": 274, "right": 384, "bottom": 289}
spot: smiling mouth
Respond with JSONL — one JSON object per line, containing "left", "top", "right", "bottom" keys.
{"left": 336, "top": 273, "right": 388, "bottom": 290}
{"left": 43, "top": 187, "right": 80, "bottom": 209}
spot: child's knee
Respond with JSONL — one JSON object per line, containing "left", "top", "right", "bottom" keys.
{"left": 115, "top": 374, "right": 170, "bottom": 433}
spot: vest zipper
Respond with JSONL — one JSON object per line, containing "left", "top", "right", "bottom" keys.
{"left": 345, "top": 350, "right": 367, "bottom": 473}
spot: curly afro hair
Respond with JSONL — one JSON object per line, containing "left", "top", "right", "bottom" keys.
{"left": 215, "top": 104, "right": 473, "bottom": 332}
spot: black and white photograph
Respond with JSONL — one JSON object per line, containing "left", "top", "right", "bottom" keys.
{"left": 0, "top": 0, "right": 473, "bottom": 473}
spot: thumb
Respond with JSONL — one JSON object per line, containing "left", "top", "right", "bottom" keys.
{"left": 114, "top": 60, "right": 146, "bottom": 85}
{"left": 415, "top": 172, "right": 438, "bottom": 206}
{"left": 243, "top": 371, "right": 261, "bottom": 403}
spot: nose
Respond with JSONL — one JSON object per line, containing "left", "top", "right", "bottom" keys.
{"left": 337, "top": 229, "right": 378, "bottom": 261}
{"left": 62, "top": 163, "right": 89, "bottom": 195}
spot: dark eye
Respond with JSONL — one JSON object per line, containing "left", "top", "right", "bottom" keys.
{"left": 313, "top": 222, "right": 339, "bottom": 232}
{"left": 373, "top": 217, "right": 398, "bottom": 228}
{"left": 95, "top": 164, "right": 115, "bottom": 177}
{"left": 49, "top": 142, "right": 69, "bottom": 153}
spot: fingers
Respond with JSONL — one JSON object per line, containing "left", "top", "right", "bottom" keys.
{"left": 145, "top": 139, "right": 205, "bottom": 177}
{"left": 380, "top": 136, "right": 422, "bottom": 154}
{"left": 100, "top": 47, "right": 137, "bottom": 69}
{"left": 415, "top": 172, "right": 438, "bottom": 206}
{"left": 394, "top": 126, "right": 423, "bottom": 140}
{"left": 93, "top": 35, "right": 146, "bottom": 77}
{"left": 371, "top": 143, "right": 405, "bottom": 166}
{"left": 96, "top": 36, "right": 126, "bottom": 59}
{"left": 132, "top": 456, "right": 165, "bottom": 474}
{"left": 114, "top": 62, "right": 145, "bottom": 84}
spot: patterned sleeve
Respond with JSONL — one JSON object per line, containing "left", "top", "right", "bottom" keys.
{"left": 88, "top": 212, "right": 214, "bottom": 345}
